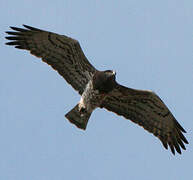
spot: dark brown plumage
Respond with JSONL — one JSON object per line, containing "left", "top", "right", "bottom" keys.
{"left": 93, "top": 70, "right": 117, "bottom": 93}
{"left": 101, "top": 85, "right": 188, "bottom": 155}
{"left": 5, "top": 25, "right": 188, "bottom": 155}
{"left": 6, "top": 25, "right": 96, "bottom": 95}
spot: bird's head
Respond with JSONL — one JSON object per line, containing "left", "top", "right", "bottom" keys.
{"left": 104, "top": 70, "right": 116, "bottom": 79}
{"left": 93, "top": 70, "right": 117, "bottom": 93}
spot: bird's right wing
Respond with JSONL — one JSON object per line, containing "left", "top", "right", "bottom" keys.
{"left": 101, "top": 84, "right": 188, "bottom": 155}
{"left": 5, "top": 25, "right": 97, "bottom": 95}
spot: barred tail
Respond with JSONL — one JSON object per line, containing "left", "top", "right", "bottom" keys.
{"left": 65, "top": 104, "right": 92, "bottom": 130}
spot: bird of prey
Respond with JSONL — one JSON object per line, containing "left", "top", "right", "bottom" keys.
{"left": 5, "top": 25, "right": 188, "bottom": 155}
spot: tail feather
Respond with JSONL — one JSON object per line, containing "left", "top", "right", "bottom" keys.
{"left": 65, "top": 104, "right": 92, "bottom": 130}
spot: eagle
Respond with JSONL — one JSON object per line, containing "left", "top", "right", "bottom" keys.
{"left": 5, "top": 25, "right": 188, "bottom": 155}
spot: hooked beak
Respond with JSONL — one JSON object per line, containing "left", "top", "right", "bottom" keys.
{"left": 112, "top": 70, "right": 116, "bottom": 76}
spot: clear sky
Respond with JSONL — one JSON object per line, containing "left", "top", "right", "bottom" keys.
{"left": 1, "top": 0, "right": 193, "bottom": 179}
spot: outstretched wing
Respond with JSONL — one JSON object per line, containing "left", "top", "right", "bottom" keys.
{"left": 5, "top": 25, "right": 97, "bottom": 95}
{"left": 101, "top": 84, "right": 188, "bottom": 155}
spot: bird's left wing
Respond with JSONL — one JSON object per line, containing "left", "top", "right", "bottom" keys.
{"left": 5, "top": 25, "right": 97, "bottom": 95}
{"left": 101, "top": 84, "right": 188, "bottom": 155}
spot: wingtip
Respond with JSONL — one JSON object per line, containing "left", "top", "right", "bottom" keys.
{"left": 8, "top": 26, "right": 27, "bottom": 32}
{"left": 9, "top": 26, "right": 18, "bottom": 30}
{"left": 175, "top": 120, "right": 187, "bottom": 133}
{"left": 171, "top": 149, "right": 175, "bottom": 155}
{"left": 23, "top": 24, "right": 29, "bottom": 28}
{"left": 22, "top": 24, "right": 42, "bottom": 31}
{"left": 5, "top": 42, "right": 10, "bottom": 46}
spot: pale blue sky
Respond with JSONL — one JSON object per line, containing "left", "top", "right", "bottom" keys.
{"left": 1, "top": 0, "right": 193, "bottom": 179}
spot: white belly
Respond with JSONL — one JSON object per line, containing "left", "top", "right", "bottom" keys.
{"left": 78, "top": 80, "right": 106, "bottom": 113}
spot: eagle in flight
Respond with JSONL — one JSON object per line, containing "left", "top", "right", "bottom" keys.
{"left": 5, "top": 25, "right": 188, "bottom": 155}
